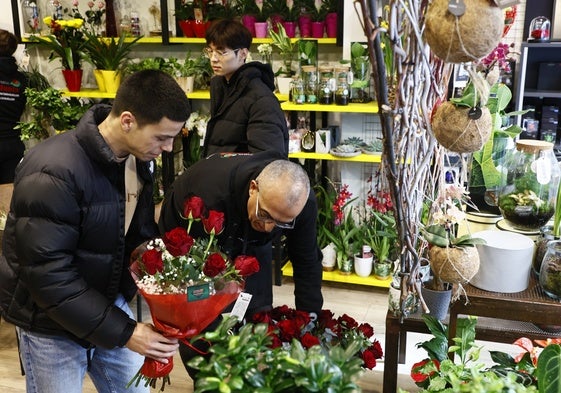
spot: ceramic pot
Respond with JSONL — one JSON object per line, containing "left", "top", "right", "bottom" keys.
{"left": 282, "top": 21, "right": 297, "bottom": 38}
{"left": 298, "top": 15, "right": 312, "bottom": 37}
{"left": 62, "top": 69, "right": 83, "bottom": 92}
{"left": 192, "top": 20, "right": 208, "bottom": 38}
{"left": 336, "top": 250, "right": 352, "bottom": 275}
{"left": 276, "top": 76, "right": 292, "bottom": 95}
{"left": 270, "top": 14, "right": 284, "bottom": 32}
{"left": 178, "top": 20, "right": 195, "bottom": 37}
{"left": 176, "top": 76, "right": 195, "bottom": 94}
{"left": 93, "top": 69, "right": 106, "bottom": 92}
{"left": 325, "top": 13, "right": 337, "bottom": 38}
{"left": 354, "top": 254, "right": 373, "bottom": 277}
{"left": 241, "top": 14, "right": 256, "bottom": 36}
{"left": 421, "top": 280, "right": 452, "bottom": 320}
{"left": 321, "top": 243, "right": 336, "bottom": 271}
{"left": 311, "top": 21, "right": 325, "bottom": 38}
{"left": 373, "top": 260, "right": 393, "bottom": 280}
{"left": 100, "top": 70, "right": 121, "bottom": 94}
{"left": 254, "top": 22, "right": 268, "bottom": 38}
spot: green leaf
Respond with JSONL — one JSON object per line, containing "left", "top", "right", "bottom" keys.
{"left": 537, "top": 344, "right": 561, "bottom": 393}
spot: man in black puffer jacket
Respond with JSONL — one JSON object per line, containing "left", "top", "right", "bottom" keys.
{"left": 202, "top": 19, "right": 289, "bottom": 157}
{"left": 0, "top": 70, "right": 191, "bottom": 393}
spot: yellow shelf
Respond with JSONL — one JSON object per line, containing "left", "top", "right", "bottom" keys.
{"left": 281, "top": 101, "right": 379, "bottom": 113}
{"left": 282, "top": 262, "right": 391, "bottom": 288}
{"left": 170, "top": 37, "right": 337, "bottom": 44}
{"left": 61, "top": 88, "right": 116, "bottom": 98}
{"left": 288, "top": 151, "right": 381, "bottom": 163}
{"left": 187, "top": 90, "right": 288, "bottom": 101}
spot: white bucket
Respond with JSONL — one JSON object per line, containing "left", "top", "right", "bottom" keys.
{"left": 470, "top": 230, "right": 535, "bottom": 293}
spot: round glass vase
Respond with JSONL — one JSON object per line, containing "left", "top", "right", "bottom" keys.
{"left": 534, "top": 225, "right": 560, "bottom": 277}
{"left": 497, "top": 140, "right": 560, "bottom": 231}
{"left": 539, "top": 240, "right": 561, "bottom": 299}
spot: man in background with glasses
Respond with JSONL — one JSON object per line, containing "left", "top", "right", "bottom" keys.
{"left": 158, "top": 150, "right": 323, "bottom": 380}
{"left": 201, "top": 19, "right": 288, "bottom": 158}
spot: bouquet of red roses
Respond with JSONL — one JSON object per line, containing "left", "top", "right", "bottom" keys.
{"left": 128, "top": 196, "right": 260, "bottom": 391}
{"left": 251, "top": 305, "right": 384, "bottom": 370}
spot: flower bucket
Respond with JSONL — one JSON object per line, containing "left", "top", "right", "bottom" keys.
{"left": 241, "top": 14, "right": 256, "bottom": 36}
{"left": 282, "top": 21, "right": 297, "bottom": 38}
{"left": 298, "top": 15, "right": 312, "bottom": 38}
{"left": 100, "top": 70, "right": 121, "bottom": 94}
{"left": 311, "top": 21, "right": 325, "bottom": 38}
{"left": 254, "top": 22, "right": 268, "bottom": 38}
{"left": 62, "top": 69, "right": 83, "bottom": 92}
{"left": 424, "top": 0, "right": 503, "bottom": 63}
{"left": 93, "top": 69, "right": 106, "bottom": 92}
{"left": 178, "top": 20, "right": 195, "bottom": 37}
{"left": 325, "top": 13, "right": 338, "bottom": 38}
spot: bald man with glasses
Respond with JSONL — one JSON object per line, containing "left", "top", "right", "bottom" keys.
{"left": 158, "top": 150, "right": 323, "bottom": 379}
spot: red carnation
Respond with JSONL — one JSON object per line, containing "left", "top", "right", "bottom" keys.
{"left": 183, "top": 196, "right": 205, "bottom": 220}
{"left": 234, "top": 255, "right": 260, "bottom": 277}
{"left": 141, "top": 249, "right": 164, "bottom": 275}
{"left": 162, "top": 227, "right": 194, "bottom": 257}
{"left": 301, "top": 332, "right": 321, "bottom": 349}
{"left": 203, "top": 253, "right": 227, "bottom": 277}
{"left": 202, "top": 210, "right": 225, "bottom": 235}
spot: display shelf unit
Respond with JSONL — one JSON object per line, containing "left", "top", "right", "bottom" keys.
{"left": 289, "top": 151, "right": 381, "bottom": 163}
{"left": 281, "top": 262, "right": 391, "bottom": 288}
{"left": 281, "top": 101, "right": 379, "bottom": 114}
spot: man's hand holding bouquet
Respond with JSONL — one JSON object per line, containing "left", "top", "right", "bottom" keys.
{"left": 128, "top": 196, "right": 259, "bottom": 390}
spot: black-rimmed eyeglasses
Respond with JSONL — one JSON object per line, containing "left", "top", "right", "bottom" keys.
{"left": 255, "top": 190, "right": 296, "bottom": 229}
{"left": 203, "top": 47, "right": 241, "bottom": 59}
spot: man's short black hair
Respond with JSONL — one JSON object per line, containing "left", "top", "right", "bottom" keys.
{"left": 205, "top": 18, "right": 252, "bottom": 50}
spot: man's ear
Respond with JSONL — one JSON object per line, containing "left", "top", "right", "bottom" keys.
{"left": 249, "top": 179, "right": 258, "bottom": 195}
{"left": 120, "top": 111, "right": 135, "bottom": 132}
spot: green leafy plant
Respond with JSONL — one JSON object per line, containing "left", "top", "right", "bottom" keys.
{"left": 301, "top": 0, "right": 328, "bottom": 21}
{"left": 15, "top": 87, "right": 91, "bottom": 141}
{"left": 189, "top": 314, "right": 368, "bottom": 392}
{"left": 175, "top": 0, "right": 196, "bottom": 20}
{"left": 268, "top": 23, "right": 295, "bottom": 77}
{"left": 82, "top": 32, "right": 141, "bottom": 72}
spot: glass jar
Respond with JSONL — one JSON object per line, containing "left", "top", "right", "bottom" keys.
{"left": 539, "top": 240, "right": 561, "bottom": 299}
{"left": 290, "top": 77, "right": 305, "bottom": 104}
{"left": 301, "top": 65, "right": 317, "bottom": 104}
{"left": 528, "top": 16, "right": 551, "bottom": 43}
{"left": 335, "top": 78, "right": 349, "bottom": 105}
{"left": 21, "top": 0, "right": 40, "bottom": 34}
{"left": 534, "top": 225, "right": 559, "bottom": 277}
{"left": 497, "top": 140, "right": 560, "bottom": 231}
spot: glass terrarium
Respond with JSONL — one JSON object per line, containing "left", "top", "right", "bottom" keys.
{"left": 528, "top": 16, "right": 551, "bottom": 43}
{"left": 497, "top": 140, "right": 560, "bottom": 231}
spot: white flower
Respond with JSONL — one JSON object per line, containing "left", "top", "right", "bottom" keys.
{"left": 186, "top": 110, "right": 210, "bottom": 139}
{"left": 257, "top": 43, "right": 272, "bottom": 56}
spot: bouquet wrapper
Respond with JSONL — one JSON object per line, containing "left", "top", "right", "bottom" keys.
{"left": 128, "top": 262, "right": 243, "bottom": 390}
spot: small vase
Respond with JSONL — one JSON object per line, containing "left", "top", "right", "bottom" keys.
{"left": 298, "top": 15, "right": 312, "bottom": 38}
{"left": 62, "top": 69, "right": 83, "bottom": 92}
{"left": 254, "top": 21, "right": 268, "bottom": 38}
{"left": 93, "top": 69, "right": 106, "bottom": 92}
{"left": 336, "top": 250, "right": 352, "bottom": 275}
{"left": 325, "top": 12, "right": 337, "bottom": 38}
{"left": 241, "top": 14, "right": 256, "bottom": 37}
{"left": 373, "top": 260, "right": 393, "bottom": 280}
{"left": 354, "top": 254, "right": 373, "bottom": 277}
{"left": 421, "top": 280, "right": 452, "bottom": 321}
{"left": 282, "top": 21, "right": 297, "bottom": 38}
{"left": 311, "top": 21, "right": 325, "bottom": 38}
{"left": 178, "top": 20, "right": 195, "bottom": 37}
{"left": 100, "top": 70, "right": 121, "bottom": 94}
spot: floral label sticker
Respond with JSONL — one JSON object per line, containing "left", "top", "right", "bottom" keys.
{"left": 187, "top": 283, "right": 210, "bottom": 301}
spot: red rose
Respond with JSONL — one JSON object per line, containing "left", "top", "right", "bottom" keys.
{"left": 293, "top": 310, "right": 312, "bottom": 330}
{"left": 370, "top": 340, "right": 383, "bottom": 359}
{"left": 202, "top": 210, "right": 225, "bottom": 235}
{"left": 411, "top": 358, "right": 440, "bottom": 385}
{"left": 234, "top": 255, "right": 260, "bottom": 276}
{"left": 338, "top": 314, "right": 358, "bottom": 329}
{"left": 140, "top": 357, "right": 174, "bottom": 379}
{"left": 203, "top": 252, "right": 227, "bottom": 277}
{"left": 357, "top": 322, "right": 375, "bottom": 338}
{"left": 361, "top": 347, "right": 378, "bottom": 369}
{"left": 301, "top": 332, "right": 321, "bottom": 349}
{"left": 270, "top": 335, "right": 282, "bottom": 349}
{"left": 141, "top": 249, "right": 164, "bottom": 275}
{"left": 162, "top": 227, "right": 194, "bottom": 257}
{"left": 183, "top": 196, "right": 205, "bottom": 220}
{"left": 251, "top": 311, "right": 271, "bottom": 324}
{"left": 277, "top": 319, "right": 300, "bottom": 342}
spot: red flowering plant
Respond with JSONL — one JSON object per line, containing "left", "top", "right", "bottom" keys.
{"left": 251, "top": 305, "right": 384, "bottom": 370}
{"left": 128, "top": 195, "right": 260, "bottom": 390}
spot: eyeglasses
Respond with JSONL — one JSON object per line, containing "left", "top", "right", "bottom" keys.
{"left": 203, "top": 47, "right": 241, "bottom": 59}
{"left": 255, "top": 190, "right": 296, "bottom": 229}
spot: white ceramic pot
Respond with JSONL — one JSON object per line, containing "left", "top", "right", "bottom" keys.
{"left": 471, "top": 230, "right": 535, "bottom": 293}
{"left": 354, "top": 255, "right": 373, "bottom": 277}
{"left": 276, "top": 76, "right": 292, "bottom": 95}
{"left": 321, "top": 243, "right": 337, "bottom": 271}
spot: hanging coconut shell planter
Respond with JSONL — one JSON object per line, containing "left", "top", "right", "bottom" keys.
{"left": 432, "top": 101, "right": 492, "bottom": 153}
{"left": 429, "top": 245, "right": 480, "bottom": 285}
{"left": 424, "top": 0, "right": 503, "bottom": 63}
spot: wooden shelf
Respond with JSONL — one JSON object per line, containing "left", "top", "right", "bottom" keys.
{"left": 281, "top": 101, "right": 379, "bottom": 113}
{"left": 282, "top": 262, "right": 391, "bottom": 288}
{"left": 288, "top": 151, "right": 381, "bottom": 163}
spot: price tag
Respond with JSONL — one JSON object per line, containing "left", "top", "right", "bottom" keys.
{"left": 230, "top": 292, "right": 252, "bottom": 321}
{"left": 448, "top": 0, "right": 466, "bottom": 16}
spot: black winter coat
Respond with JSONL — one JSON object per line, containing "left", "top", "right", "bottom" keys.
{"left": 0, "top": 105, "right": 159, "bottom": 349}
{"left": 203, "top": 62, "right": 289, "bottom": 157}
{"left": 158, "top": 151, "right": 323, "bottom": 316}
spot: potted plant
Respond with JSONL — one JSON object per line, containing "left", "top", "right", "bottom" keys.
{"left": 82, "top": 31, "right": 142, "bottom": 93}
{"left": 253, "top": 0, "right": 270, "bottom": 38}
{"left": 175, "top": 0, "right": 196, "bottom": 37}
{"left": 235, "top": 0, "right": 261, "bottom": 36}
{"left": 268, "top": 23, "right": 295, "bottom": 94}
{"left": 301, "top": 0, "right": 328, "bottom": 37}
{"left": 350, "top": 42, "right": 372, "bottom": 103}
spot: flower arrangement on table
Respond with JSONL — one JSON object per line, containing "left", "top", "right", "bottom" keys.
{"left": 128, "top": 195, "right": 260, "bottom": 390}
{"left": 421, "top": 185, "right": 485, "bottom": 292}
{"left": 188, "top": 306, "right": 383, "bottom": 392}
{"left": 30, "top": 16, "right": 86, "bottom": 70}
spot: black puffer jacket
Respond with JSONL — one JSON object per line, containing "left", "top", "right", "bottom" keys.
{"left": 0, "top": 104, "right": 158, "bottom": 348}
{"left": 203, "top": 62, "right": 289, "bottom": 157}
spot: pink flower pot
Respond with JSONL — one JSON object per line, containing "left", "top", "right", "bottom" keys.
{"left": 241, "top": 14, "right": 256, "bottom": 37}
{"left": 326, "top": 12, "right": 337, "bottom": 38}
{"left": 298, "top": 15, "right": 312, "bottom": 38}
{"left": 178, "top": 20, "right": 195, "bottom": 37}
{"left": 282, "top": 21, "right": 297, "bottom": 38}
{"left": 311, "top": 21, "right": 325, "bottom": 38}
{"left": 62, "top": 69, "right": 83, "bottom": 92}
{"left": 254, "top": 21, "right": 268, "bottom": 38}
